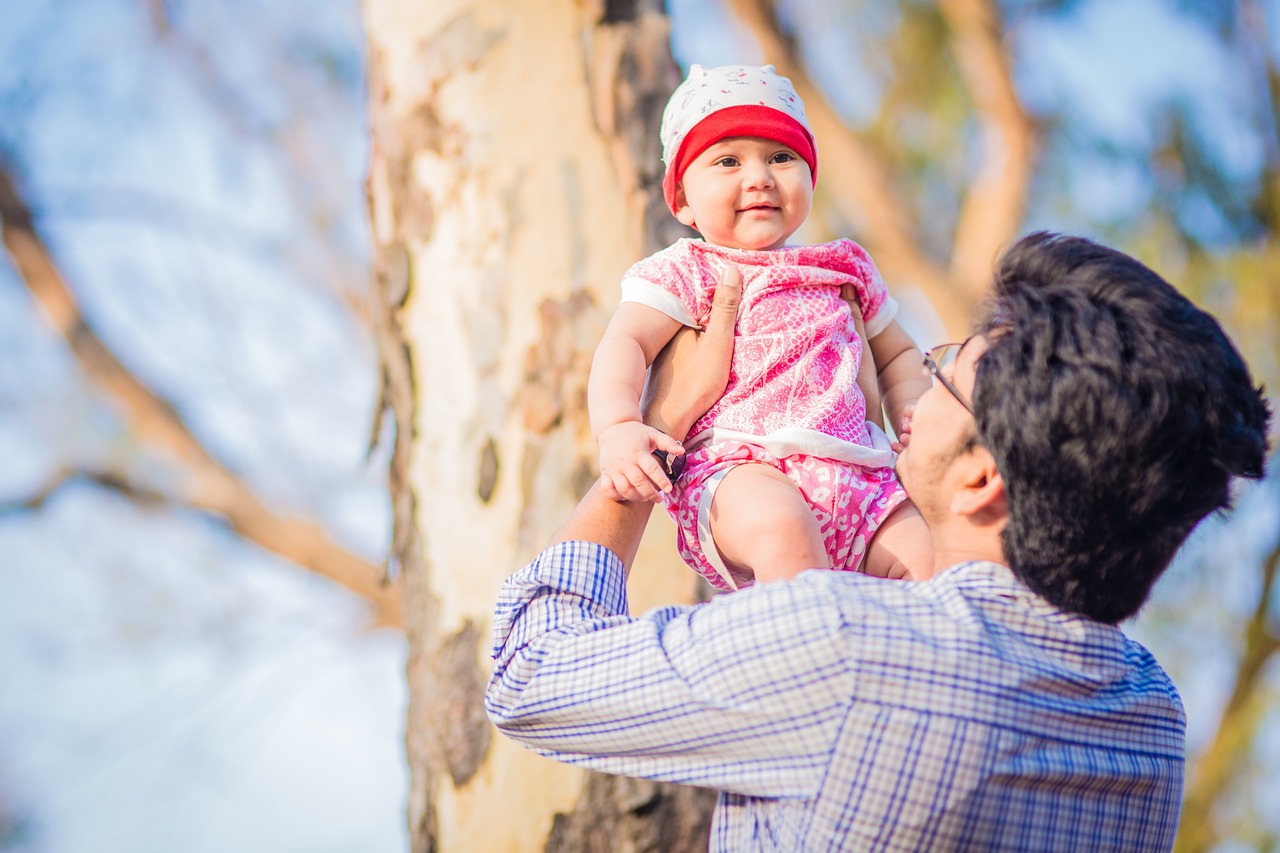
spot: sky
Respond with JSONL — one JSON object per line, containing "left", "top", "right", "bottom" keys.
{"left": 0, "top": 1, "right": 407, "bottom": 850}
{"left": 1, "top": 0, "right": 1276, "bottom": 851}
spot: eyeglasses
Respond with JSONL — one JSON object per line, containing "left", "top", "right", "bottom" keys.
{"left": 923, "top": 342, "right": 974, "bottom": 414}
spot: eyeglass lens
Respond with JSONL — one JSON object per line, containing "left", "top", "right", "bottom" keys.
{"left": 930, "top": 343, "right": 960, "bottom": 370}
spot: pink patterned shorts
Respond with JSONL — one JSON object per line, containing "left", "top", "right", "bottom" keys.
{"left": 664, "top": 441, "right": 908, "bottom": 591}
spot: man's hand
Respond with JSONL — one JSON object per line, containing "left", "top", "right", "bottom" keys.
{"left": 641, "top": 264, "right": 743, "bottom": 441}
{"left": 551, "top": 267, "right": 743, "bottom": 571}
{"left": 598, "top": 421, "right": 685, "bottom": 502}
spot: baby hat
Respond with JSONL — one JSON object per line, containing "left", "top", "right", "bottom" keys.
{"left": 660, "top": 64, "right": 817, "bottom": 214}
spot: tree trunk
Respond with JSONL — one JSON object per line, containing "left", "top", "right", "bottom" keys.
{"left": 362, "top": 1, "right": 714, "bottom": 849}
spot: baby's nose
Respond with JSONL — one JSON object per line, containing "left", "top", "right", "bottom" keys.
{"left": 743, "top": 163, "right": 775, "bottom": 189}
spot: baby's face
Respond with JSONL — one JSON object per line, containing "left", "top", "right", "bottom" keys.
{"left": 673, "top": 136, "right": 812, "bottom": 251}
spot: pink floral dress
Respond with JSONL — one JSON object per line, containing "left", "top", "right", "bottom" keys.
{"left": 621, "top": 238, "right": 908, "bottom": 590}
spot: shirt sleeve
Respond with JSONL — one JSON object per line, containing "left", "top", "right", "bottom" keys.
{"left": 619, "top": 241, "right": 706, "bottom": 328}
{"left": 486, "top": 540, "right": 856, "bottom": 798}
{"left": 840, "top": 240, "right": 899, "bottom": 339}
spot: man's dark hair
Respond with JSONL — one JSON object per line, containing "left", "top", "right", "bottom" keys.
{"left": 973, "top": 231, "right": 1271, "bottom": 624}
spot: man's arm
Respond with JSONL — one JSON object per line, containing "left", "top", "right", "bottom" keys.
{"left": 548, "top": 265, "right": 742, "bottom": 575}
{"left": 486, "top": 550, "right": 856, "bottom": 798}
{"left": 489, "top": 267, "right": 862, "bottom": 796}
{"left": 547, "top": 481, "right": 654, "bottom": 572}
{"left": 589, "top": 303, "right": 686, "bottom": 503}
{"left": 640, "top": 264, "right": 742, "bottom": 442}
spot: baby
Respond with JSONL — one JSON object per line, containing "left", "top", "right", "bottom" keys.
{"left": 588, "top": 64, "right": 933, "bottom": 589}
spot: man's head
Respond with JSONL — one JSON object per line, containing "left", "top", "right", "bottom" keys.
{"left": 660, "top": 64, "right": 817, "bottom": 218}
{"left": 904, "top": 232, "right": 1270, "bottom": 623}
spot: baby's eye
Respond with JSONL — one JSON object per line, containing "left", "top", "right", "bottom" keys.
{"left": 771, "top": 151, "right": 796, "bottom": 164}
{"left": 714, "top": 156, "right": 740, "bottom": 168}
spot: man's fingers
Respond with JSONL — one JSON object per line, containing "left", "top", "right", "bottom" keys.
{"left": 638, "top": 265, "right": 741, "bottom": 443}
{"left": 706, "top": 264, "right": 743, "bottom": 341}
{"left": 840, "top": 281, "right": 859, "bottom": 310}
{"left": 693, "top": 263, "right": 742, "bottom": 395}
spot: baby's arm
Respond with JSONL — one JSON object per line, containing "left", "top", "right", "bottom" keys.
{"left": 588, "top": 302, "right": 685, "bottom": 502}
{"left": 867, "top": 319, "right": 930, "bottom": 438}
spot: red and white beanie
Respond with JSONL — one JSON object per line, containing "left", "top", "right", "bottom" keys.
{"left": 660, "top": 63, "right": 817, "bottom": 214}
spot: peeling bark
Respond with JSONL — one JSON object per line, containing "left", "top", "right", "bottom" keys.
{"left": 366, "top": 48, "right": 441, "bottom": 849}
{"left": 584, "top": 2, "right": 689, "bottom": 254}
{"left": 477, "top": 439, "right": 500, "bottom": 503}
{"left": 427, "top": 619, "right": 493, "bottom": 787}
{"left": 546, "top": 775, "right": 714, "bottom": 853}
{"left": 364, "top": 1, "right": 712, "bottom": 848}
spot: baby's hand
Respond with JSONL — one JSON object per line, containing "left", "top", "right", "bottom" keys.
{"left": 598, "top": 422, "right": 685, "bottom": 502}
{"left": 891, "top": 403, "right": 915, "bottom": 453}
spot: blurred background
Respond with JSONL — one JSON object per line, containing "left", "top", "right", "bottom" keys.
{"left": 0, "top": 0, "right": 1276, "bottom": 851}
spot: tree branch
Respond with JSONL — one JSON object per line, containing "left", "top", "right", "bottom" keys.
{"left": 938, "top": 0, "right": 1037, "bottom": 301}
{"left": 0, "top": 164, "right": 402, "bottom": 629}
{"left": 0, "top": 467, "right": 169, "bottom": 516}
{"left": 722, "top": 0, "right": 975, "bottom": 335}
{"left": 141, "top": 0, "right": 372, "bottom": 328}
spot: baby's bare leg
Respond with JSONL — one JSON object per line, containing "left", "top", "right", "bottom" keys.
{"left": 709, "top": 464, "right": 830, "bottom": 585}
{"left": 864, "top": 500, "right": 934, "bottom": 580}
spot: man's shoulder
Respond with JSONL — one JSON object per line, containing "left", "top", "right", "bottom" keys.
{"left": 757, "top": 565, "right": 983, "bottom": 641}
{"left": 778, "top": 561, "right": 1073, "bottom": 661}
{"left": 800, "top": 560, "right": 1022, "bottom": 613}
{"left": 697, "top": 560, "right": 1119, "bottom": 654}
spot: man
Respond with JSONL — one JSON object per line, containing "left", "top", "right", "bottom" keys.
{"left": 485, "top": 232, "right": 1270, "bottom": 850}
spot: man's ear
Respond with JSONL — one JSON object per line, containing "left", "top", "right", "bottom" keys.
{"left": 950, "top": 447, "right": 1006, "bottom": 519}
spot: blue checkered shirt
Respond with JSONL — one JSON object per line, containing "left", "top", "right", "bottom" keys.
{"left": 487, "top": 541, "right": 1185, "bottom": 851}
